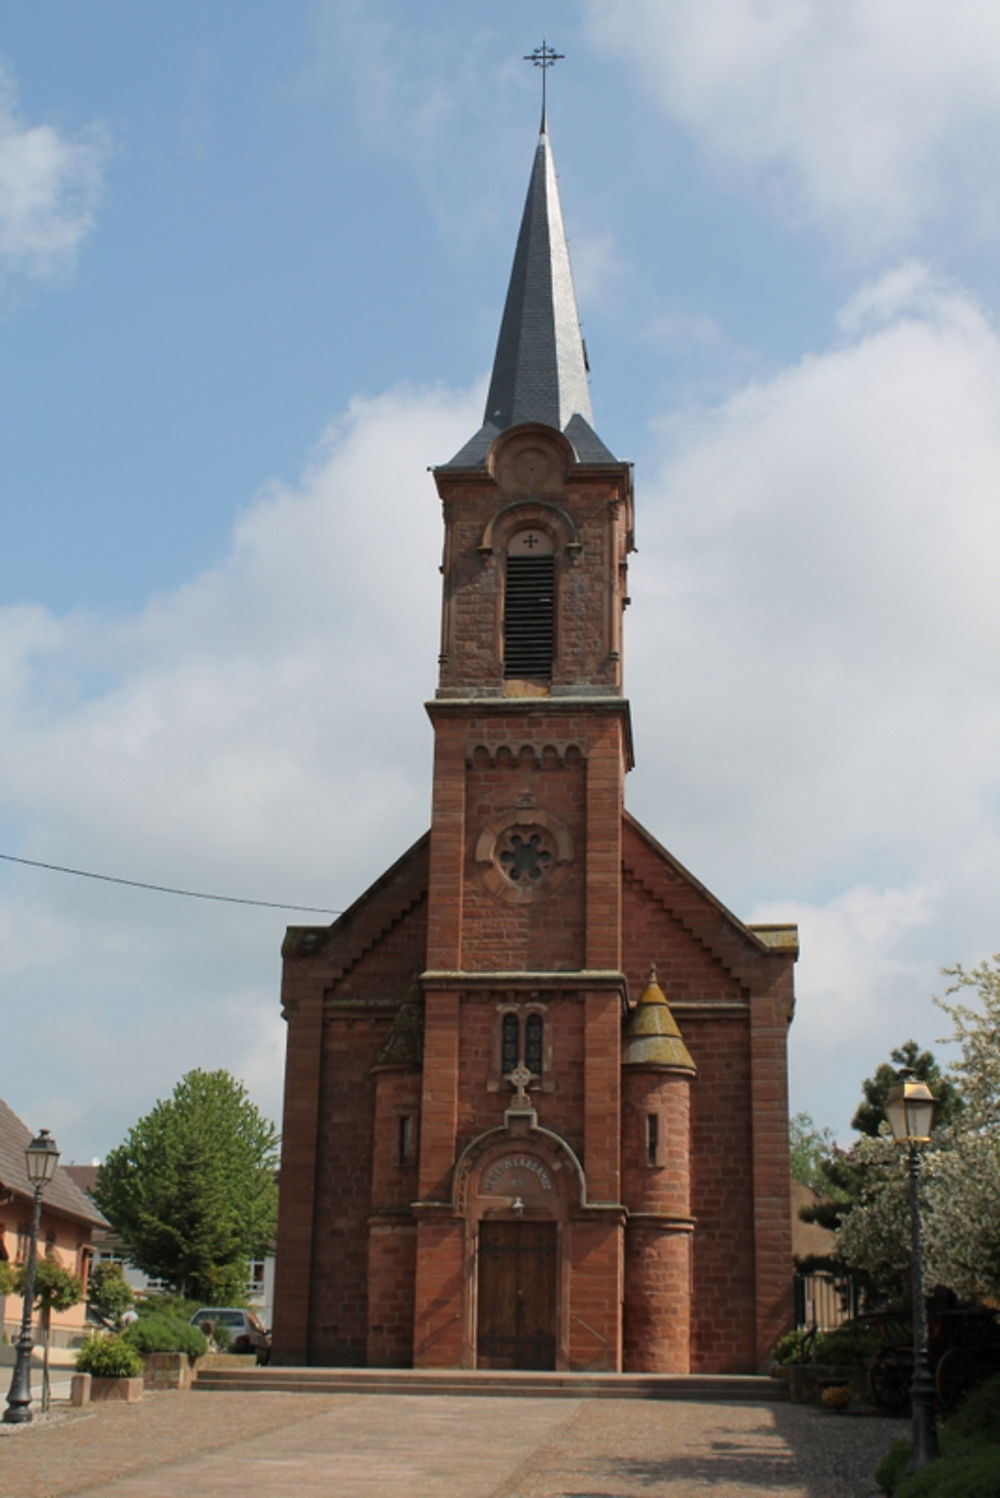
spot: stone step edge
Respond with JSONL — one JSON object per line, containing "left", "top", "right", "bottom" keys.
{"left": 194, "top": 1370, "right": 788, "bottom": 1402}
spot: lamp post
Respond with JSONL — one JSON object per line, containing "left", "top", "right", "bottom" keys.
{"left": 3, "top": 1129, "right": 60, "bottom": 1425}
{"left": 884, "top": 1070, "right": 939, "bottom": 1471}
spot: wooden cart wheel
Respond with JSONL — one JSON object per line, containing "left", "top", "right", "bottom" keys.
{"left": 868, "top": 1346, "right": 912, "bottom": 1413}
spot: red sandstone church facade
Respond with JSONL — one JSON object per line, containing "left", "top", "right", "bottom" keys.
{"left": 272, "top": 124, "right": 797, "bottom": 1375}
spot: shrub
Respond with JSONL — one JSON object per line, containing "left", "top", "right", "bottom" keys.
{"left": 209, "top": 1321, "right": 231, "bottom": 1352}
{"left": 135, "top": 1291, "right": 200, "bottom": 1322}
{"left": 896, "top": 1446, "right": 1000, "bottom": 1498}
{"left": 123, "top": 1314, "right": 207, "bottom": 1357}
{"left": 75, "top": 1333, "right": 144, "bottom": 1379}
{"left": 773, "top": 1321, "right": 880, "bottom": 1367}
{"left": 773, "top": 1328, "right": 814, "bottom": 1364}
{"left": 948, "top": 1372, "right": 1000, "bottom": 1445}
{"left": 812, "top": 1322, "right": 880, "bottom": 1365}
{"left": 87, "top": 1261, "right": 135, "bottom": 1328}
{"left": 876, "top": 1438, "right": 911, "bottom": 1494}
{"left": 875, "top": 1373, "right": 1000, "bottom": 1495}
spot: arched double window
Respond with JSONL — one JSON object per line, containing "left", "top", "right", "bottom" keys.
{"left": 500, "top": 1010, "right": 545, "bottom": 1080}
{"left": 504, "top": 529, "right": 555, "bottom": 679}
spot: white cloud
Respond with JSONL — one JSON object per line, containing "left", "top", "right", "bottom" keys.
{"left": 584, "top": 0, "right": 1000, "bottom": 248}
{"left": 568, "top": 228, "right": 625, "bottom": 308}
{"left": 0, "top": 380, "right": 479, "bottom": 1152}
{"left": 626, "top": 267, "right": 1000, "bottom": 1129}
{"left": 0, "top": 63, "right": 108, "bottom": 279}
{"left": 4, "top": 264, "right": 1000, "bottom": 1152}
{"left": 752, "top": 883, "right": 943, "bottom": 1139}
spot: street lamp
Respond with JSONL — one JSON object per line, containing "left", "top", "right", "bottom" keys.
{"left": 3, "top": 1129, "right": 60, "bottom": 1425}
{"left": 884, "top": 1070, "right": 939, "bottom": 1471}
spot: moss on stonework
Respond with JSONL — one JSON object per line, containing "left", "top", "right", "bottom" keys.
{"left": 373, "top": 981, "right": 424, "bottom": 1069}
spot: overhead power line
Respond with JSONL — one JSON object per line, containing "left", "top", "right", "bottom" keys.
{"left": 0, "top": 852, "right": 340, "bottom": 915}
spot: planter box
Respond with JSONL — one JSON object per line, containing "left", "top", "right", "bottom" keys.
{"left": 143, "top": 1352, "right": 196, "bottom": 1391}
{"left": 90, "top": 1375, "right": 144, "bottom": 1403}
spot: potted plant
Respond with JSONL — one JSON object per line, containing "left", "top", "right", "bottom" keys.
{"left": 123, "top": 1312, "right": 208, "bottom": 1389}
{"left": 74, "top": 1333, "right": 144, "bottom": 1402}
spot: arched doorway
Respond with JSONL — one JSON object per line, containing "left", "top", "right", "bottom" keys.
{"left": 456, "top": 1128, "right": 584, "bottom": 1371}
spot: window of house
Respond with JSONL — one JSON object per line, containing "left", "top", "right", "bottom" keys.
{"left": 246, "top": 1259, "right": 266, "bottom": 1296}
{"left": 78, "top": 1245, "right": 94, "bottom": 1291}
{"left": 95, "top": 1249, "right": 127, "bottom": 1266}
{"left": 504, "top": 529, "right": 555, "bottom": 679}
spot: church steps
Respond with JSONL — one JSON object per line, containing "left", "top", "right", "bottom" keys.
{"left": 193, "top": 1366, "right": 788, "bottom": 1402}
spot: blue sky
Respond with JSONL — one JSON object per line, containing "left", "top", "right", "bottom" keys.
{"left": 2, "top": 1, "right": 999, "bottom": 1159}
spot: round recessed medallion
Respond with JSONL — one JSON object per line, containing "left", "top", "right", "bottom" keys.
{"left": 497, "top": 826, "right": 555, "bottom": 885}
{"left": 474, "top": 808, "right": 574, "bottom": 904}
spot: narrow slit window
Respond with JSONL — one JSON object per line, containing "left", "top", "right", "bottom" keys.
{"left": 398, "top": 1115, "right": 414, "bottom": 1163}
{"left": 501, "top": 1013, "right": 519, "bottom": 1075}
{"left": 504, "top": 530, "right": 555, "bottom": 679}
{"left": 525, "top": 1013, "right": 544, "bottom": 1077}
{"left": 646, "top": 1113, "right": 659, "bottom": 1166}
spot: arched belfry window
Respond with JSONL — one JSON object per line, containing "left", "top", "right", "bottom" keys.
{"left": 504, "top": 528, "right": 555, "bottom": 679}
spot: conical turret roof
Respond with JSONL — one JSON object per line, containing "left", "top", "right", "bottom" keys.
{"left": 444, "top": 127, "right": 616, "bottom": 468}
{"left": 623, "top": 968, "right": 697, "bottom": 1072}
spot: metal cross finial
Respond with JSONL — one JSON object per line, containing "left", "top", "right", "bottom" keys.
{"left": 524, "top": 39, "right": 564, "bottom": 130}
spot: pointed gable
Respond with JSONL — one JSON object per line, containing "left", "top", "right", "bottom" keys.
{"left": 622, "top": 811, "right": 797, "bottom": 1011}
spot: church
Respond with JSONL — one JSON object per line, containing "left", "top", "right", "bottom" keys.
{"left": 271, "top": 114, "right": 798, "bottom": 1375}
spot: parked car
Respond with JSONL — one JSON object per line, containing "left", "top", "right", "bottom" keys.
{"left": 190, "top": 1307, "right": 271, "bottom": 1363}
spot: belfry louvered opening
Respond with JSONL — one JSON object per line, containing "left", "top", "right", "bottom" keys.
{"left": 504, "top": 529, "right": 555, "bottom": 679}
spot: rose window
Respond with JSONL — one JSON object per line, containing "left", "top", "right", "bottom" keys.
{"left": 498, "top": 828, "right": 554, "bottom": 884}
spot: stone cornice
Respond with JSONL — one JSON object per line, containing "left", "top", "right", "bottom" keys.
{"left": 421, "top": 970, "right": 627, "bottom": 995}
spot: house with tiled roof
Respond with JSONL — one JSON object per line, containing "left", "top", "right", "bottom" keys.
{"left": 0, "top": 1101, "right": 107, "bottom": 1347}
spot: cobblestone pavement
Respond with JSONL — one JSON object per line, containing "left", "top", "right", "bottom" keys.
{"left": 0, "top": 1391, "right": 906, "bottom": 1498}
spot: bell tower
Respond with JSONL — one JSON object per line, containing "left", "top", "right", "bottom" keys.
{"left": 411, "top": 120, "right": 638, "bottom": 1370}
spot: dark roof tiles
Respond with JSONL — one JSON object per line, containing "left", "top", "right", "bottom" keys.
{"left": 0, "top": 1099, "right": 107, "bottom": 1229}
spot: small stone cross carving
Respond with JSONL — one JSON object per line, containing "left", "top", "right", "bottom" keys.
{"left": 507, "top": 1061, "right": 536, "bottom": 1104}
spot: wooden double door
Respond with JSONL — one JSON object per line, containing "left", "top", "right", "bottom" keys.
{"left": 476, "top": 1220, "right": 557, "bottom": 1370}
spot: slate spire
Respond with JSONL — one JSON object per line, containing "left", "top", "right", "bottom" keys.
{"left": 444, "top": 126, "right": 616, "bottom": 467}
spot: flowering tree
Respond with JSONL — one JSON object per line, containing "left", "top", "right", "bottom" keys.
{"left": 836, "top": 956, "right": 1000, "bottom": 1305}
{"left": 923, "top": 957, "right": 1000, "bottom": 1302}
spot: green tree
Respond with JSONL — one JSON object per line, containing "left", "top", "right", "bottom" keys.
{"left": 87, "top": 1260, "right": 135, "bottom": 1329}
{"left": 94, "top": 1069, "right": 278, "bottom": 1304}
{"left": 851, "top": 1039, "right": 962, "bottom": 1137}
{"left": 15, "top": 1257, "right": 83, "bottom": 1410}
{"left": 789, "top": 1111, "right": 835, "bottom": 1190}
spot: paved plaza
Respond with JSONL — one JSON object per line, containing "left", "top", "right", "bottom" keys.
{"left": 0, "top": 1389, "right": 904, "bottom": 1498}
